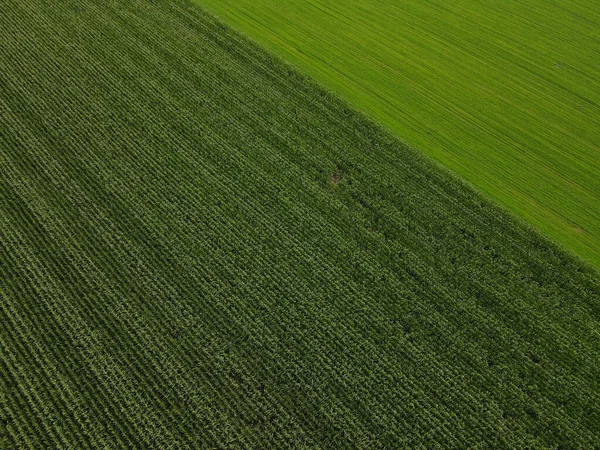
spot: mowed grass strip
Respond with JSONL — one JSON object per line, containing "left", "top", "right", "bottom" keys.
{"left": 197, "top": 0, "right": 600, "bottom": 268}
{"left": 0, "top": 0, "right": 599, "bottom": 447}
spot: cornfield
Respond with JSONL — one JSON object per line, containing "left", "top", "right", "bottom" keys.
{"left": 0, "top": 0, "right": 598, "bottom": 447}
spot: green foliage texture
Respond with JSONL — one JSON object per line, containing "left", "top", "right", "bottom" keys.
{"left": 0, "top": 0, "right": 599, "bottom": 447}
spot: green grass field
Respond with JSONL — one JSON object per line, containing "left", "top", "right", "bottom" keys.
{"left": 1, "top": 0, "right": 599, "bottom": 447}
{"left": 197, "top": 0, "right": 600, "bottom": 268}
